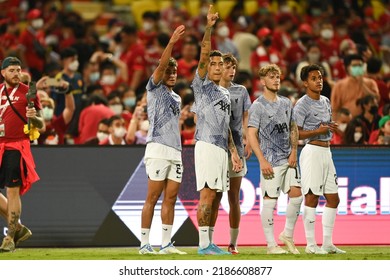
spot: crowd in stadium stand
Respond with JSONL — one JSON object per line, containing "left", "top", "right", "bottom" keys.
{"left": 0, "top": 0, "right": 389, "bottom": 146}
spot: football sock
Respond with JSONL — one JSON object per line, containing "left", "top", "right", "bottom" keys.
{"left": 199, "top": 226, "right": 210, "bottom": 249}
{"left": 230, "top": 228, "right": 239, "bottom": 246}
{"left": 209, "top": 227, "right": 214, "bottom": 244}
{"left": 161, "top": 224, "right": 173, "bottom": 248}
{"left": 140, "top": 228, "right": 150, "bottom": 247}
{"left": 322, "top": 207, "right": 337, "bottom": 247}
{"left": 284, "top": 196, "right": 303, "bottom": 237}
{"left": 303, "top": 206, "right": 317, "bottom": 246}
{"left": 261, "top": 199, "right": 277, "bottom": 247}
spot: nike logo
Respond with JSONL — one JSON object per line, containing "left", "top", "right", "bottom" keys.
{"left": 141, "top": 232, "right": 146, "bottom": 235}
{"left": 201, "top": 229, "right": 207, "bottom": 232}
{"left": 176, "top": 176, "right": 182, "bottom": 179}
{"left": 309, "top": 221, "right": 315, "bottom": 224}
{"left": 163, "top": 228, "right": 168, "bottom": 231}
{"left": 12, "top": 179, "right": 18, "bottom": 183}
{"left": 268, "top": 115, "right": 273, "bottom": 118}
{"left": 314, "top": 113, "right": 318, "bottom": 116}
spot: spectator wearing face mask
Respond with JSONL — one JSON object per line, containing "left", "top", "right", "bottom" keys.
{"left": 343, "top": 118, "right": 367, "bottom": 145}
{"left": 84, "top": 118, "right": 110, "bottom": 145}
{"left": 18, "top": 8, "right": 46, "bottom": 81}
{"left": 331, "top": 54, "right": 380, "bottom": 118}
{"left": 331, "top": 108, "right": 352, "bottom": 145}
{"left": 295, "top": 43, "right": 334, "bottom": 98}
{"left": 37, "top": 77, "right": 75, "bottom": 145}
{"left": 88, "top": 51, "right": 128, "bottom": 96}
{"left": 107, "top": 90, "right": 132, "bottom": 127}
{"left": 316, "top": 21, "right": 339, "bottom": 66}
{"left": 51, "top": 47, "right": 85, "bottom": 144}
{"left": 138, "top": 11, "right": 159, "bottom": 48}
{"left": 99, "top": 115, "right": 128, "bottom": 145}
{"left": 211, "top": 20, "right": 239, "bottom": 60}
{"left": 353, "top": 94, "right": 381, "bottom": 143}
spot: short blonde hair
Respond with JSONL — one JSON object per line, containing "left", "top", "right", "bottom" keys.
{"left": 258, "top": 64, "right": 281, "bottom": 78}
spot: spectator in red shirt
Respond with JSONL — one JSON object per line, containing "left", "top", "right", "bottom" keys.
{"left": 331, "top": 108, "right": 352, "bottom": 145}
{"left": 138, "top": 11, "right": 159, "bottom": 48}
{"left": 37, "top": 80, "right": 75, "bottom": 145}
{"left": 145, "top": 32, "right": 170, "bottom": 79}
{"left": 78, "top": 93, "right": 115, "bottom": 144}
{"left": 177, "top": 36, "right": 199, "bottom": 83}
{"left": 0, "top": 18, "right": 20, "bottom": 62}
{"left": 118, "top": 25, "right": 147, "bottom": 97}
{"left": 316, "top": 21, "right": 340, "bottom": 66}
{"left": 18, "top": 9, "right": 46, "bottom": 81}
{"left": 285, "top": 23, "right": 314, "bottom": 71}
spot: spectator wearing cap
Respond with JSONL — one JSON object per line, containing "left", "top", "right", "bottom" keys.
{"left": 285, "top": 23, "right": 314, "bottom": 70}
{"left": 0, "top": 56, "right": 44, "bottom": 252}
{"left": 369, "top": 115, "right": 390, "bottom": 145}
{"left": 250, "top": 27, "right": 286, "bottom": 95}
{"left": 37, "top": 77, "right": 75, "bottom": 145}
{"left": 331, "top": 54, "right": 380, "bottom": 118}
{"left": 118, "top": 25, "right": 147, "bottom": 98}
{"left": 18, "top": 8, "right": 46, "bottom": 81}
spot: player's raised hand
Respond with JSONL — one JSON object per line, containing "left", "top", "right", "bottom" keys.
{"left": 170, "top": 25, "right": 185, "bottom": 44}
{"left": 206, "top": 5, "right": 219, "bottom": 27}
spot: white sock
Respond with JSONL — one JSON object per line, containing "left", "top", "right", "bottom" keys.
{"left": 284, "top": 196, "right": 303, "bottom": 237}
{"left": 322, "top": 207, "right": 337, "bottom": 247}
{"left": 230, "top": 228, "right": 239, "bottom": 246}
{"left": 209, "top": 227, "right": 215, "bottom": 244}
{"left": 140, "top": 228, "right": 150, "bottom": 247}
{"left": 303, "top": 206, "right": 317, "bottom": 247}
{"left": 161, "top": 224, "right": 173, "bottom": 248}
{"left": 199, "top": 226, "right": 210, "bottom": 249}
{"left": 261, "top": 199, "right": 277, "bottom": 247}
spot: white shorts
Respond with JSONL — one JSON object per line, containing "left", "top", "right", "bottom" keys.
{"left": 145, "top": 158, "right": 183, "bottom": 183}
{"left": 299, "top": 144, "right": 338, "bottom": 196}
{"left": 195, "top": 141, "right": 229, "bottom": 192}
{"left": 229, "top": 156, "right": 247, "bottom": 178}
{"left": 260, "top": 163, "right": 301, "bottom": 198}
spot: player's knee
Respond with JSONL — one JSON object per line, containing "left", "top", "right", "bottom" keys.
{"left": 289, "top": 195, "right": 303, "bottom": 206}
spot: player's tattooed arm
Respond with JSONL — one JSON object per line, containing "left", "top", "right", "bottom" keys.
{"left": 290, "top": 121, "right": 298, "bottom": 150}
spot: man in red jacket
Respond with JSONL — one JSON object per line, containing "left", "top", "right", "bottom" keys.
{"left": 0, "top": 57, "right": 45, "bottom": 252}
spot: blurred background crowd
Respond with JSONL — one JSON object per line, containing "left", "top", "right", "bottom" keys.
{"left": 0, "top": 0, "right": 389, "bottom": 146}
